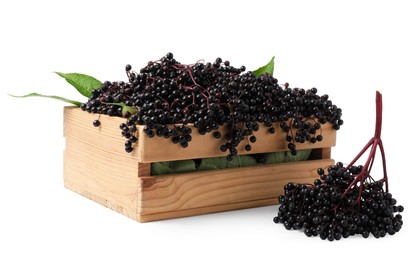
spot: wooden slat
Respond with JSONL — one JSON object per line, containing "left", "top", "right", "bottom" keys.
{"left": 138, "top": 159, "right": 334, "bottom": 221}
{"left": 137, "top": 118, "right": 336, "bottom": 163}
{"left": 139, "top": 198, "right": 277, "bottom": 222}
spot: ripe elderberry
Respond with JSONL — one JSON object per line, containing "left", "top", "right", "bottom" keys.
{"left": 92, "top": 119, "right": 101, "bottom": 127}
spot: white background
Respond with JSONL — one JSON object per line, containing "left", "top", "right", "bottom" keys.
{"left": 1, "top": 0, "right": 419, "bottom": 259}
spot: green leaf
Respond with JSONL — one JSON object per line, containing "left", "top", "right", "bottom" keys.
{"left": 151, "top": 162, "right": 174, "bottom": 175}
{"left": 283, "top": 149, "right": 312, "bottom": 163}
{"left": 55, "top": 72, "right": 102, "bottom": 98}
{"left": 9, "top": 93, "right": 81, "bottom": 106}
{"left": 151, "top": 160, "right": 197, "bottom": 175}
{"left": 253, "top": 56, "right": 275, "bottom": 76}
{"left": 227, "top": 155, "right": 258, "bottom": 168}
{"left": 168, "top": 160, "right": 196, "bottom": 173}
{"left": 263, "top": 152, "right": 285, "bottom": 165}
{"left": 104, "top": 102, "right": 138, "bottom": 115}
{"left": 239, "top": 155, "right": 258, "bottom": 167}
{"left": 198, "top": 157, "right": 228, "bottom": 171}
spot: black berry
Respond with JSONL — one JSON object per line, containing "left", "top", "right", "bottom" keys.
{"left": 92, "top": 119, "right": 101, "bottom": 127}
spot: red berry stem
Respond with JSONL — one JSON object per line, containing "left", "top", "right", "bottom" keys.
{"left": 342, "top": 91, "right": 388, "bottom": 203}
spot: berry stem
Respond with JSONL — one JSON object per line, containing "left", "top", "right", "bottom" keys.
{"left": 342, "top": 91, "right": 387, "bottom": 200}
{"left": 378, "top": 140, "right": 389, "bottom": 192}
{"left": 374, "top": 91, "right": 382, "bottom": 139}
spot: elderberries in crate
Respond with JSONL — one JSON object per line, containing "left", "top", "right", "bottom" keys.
{"left": 81, "top": 53, "right": 343, "bottom": 159}
{"left": 274, "top": 92, "right": 404, "bottom": 240}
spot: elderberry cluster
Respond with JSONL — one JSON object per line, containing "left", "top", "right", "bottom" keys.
{"left": 274, "top": 162, "right": 404, "bottom": 241}
{"left": 81, "top": 53, "right": 343, "bottom": 158}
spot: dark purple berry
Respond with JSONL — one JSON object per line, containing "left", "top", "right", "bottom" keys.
{"left": 93, "top": 119, "right": 101, "bottom": 127}
{"left": 245, "top": 144, "right": 252, "bottom": 151}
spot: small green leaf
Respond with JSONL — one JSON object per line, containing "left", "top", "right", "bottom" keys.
{"left": 253, "top": 56, "right": 275, "bottom": 76}
{"left": 227, "top": 155, "right": 258, "bottom": 168}
{"left": 238, "top": 155, "right": 258, "bottom": 167}
{"left": 168, "top": 160, "right": 196, "bottom": 173}
{"left": 122, "top": 104, "right": 137, "bottom": 115}
{"left": 151, "top": 160, "right": 197, "bottom": 175}
{"left": 197, "top": 163, "right": 218, "bottom": 171}
{"left": 9, "top": 93, "right": 81, "bottom": 106}
{"left": 198, "top": 157, "right": 228, "bottom": 171}
{"left": 283, "top": 149, "right": 312, "bottom": 163}
{"left": 151, "top": 162, "right": 174, "bottom": 175}
{"left": 263, "top": 152, "right": 285, "bottom": 165}
{"left": 55, "top": 72, "right": 102, "bottom": 98}
{"left": 104, "top": 102, "right": 138, "bottom": 115}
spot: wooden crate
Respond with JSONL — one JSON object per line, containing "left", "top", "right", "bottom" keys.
{"left": 63, "top": 106, "right": 336, "bottom": 222}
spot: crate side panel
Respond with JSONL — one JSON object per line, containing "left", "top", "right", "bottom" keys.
{"left": 139, "top": 159, "right": 334, "bottom": 216}
{"left": 63, "top": 107, "right": 140, "bottom": 219}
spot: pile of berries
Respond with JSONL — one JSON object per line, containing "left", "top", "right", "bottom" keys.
{"left": 81, "top": 53, "right": 343, "bottom": 159}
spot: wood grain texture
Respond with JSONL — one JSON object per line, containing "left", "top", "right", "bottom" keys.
{"left": 63, "top": 106, "right": 337, "bottom": 222}
{"left": 63, "top": 106, "right": 140, "bottom": 219}
{"left": 138, "top": 159, "right": 334, "bottom": 220}
{"left": 138, "top": 123, "right": 336, "bottom": 163}
{"left": 139, "top": 198, "right": 278, "bottom": 222}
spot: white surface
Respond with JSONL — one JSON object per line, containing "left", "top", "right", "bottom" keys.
{"left": 1, "top": 0, "right": 419, "bottom": 259}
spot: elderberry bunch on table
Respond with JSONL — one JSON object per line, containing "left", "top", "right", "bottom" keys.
{"left": 81, "top": 52, "right": 343, "bottom": 158}
{"left": 274, "top": 163, "right": 404, "bottom": 241}
{"left": 274, "top": 92, "right": 403, "bottom": 241}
